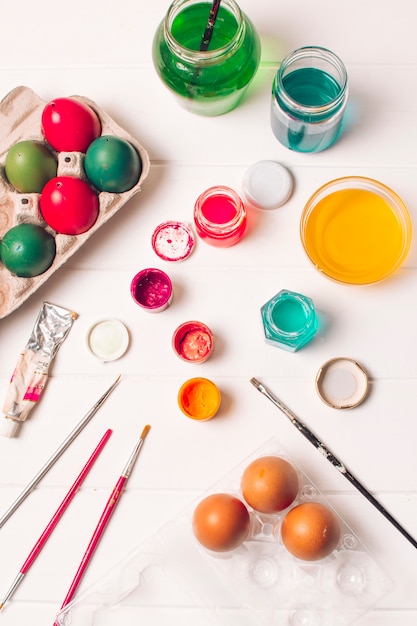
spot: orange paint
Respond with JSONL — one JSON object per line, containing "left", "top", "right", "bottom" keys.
{"left": 178, "top": 378, "right": 221, "bottom": 421}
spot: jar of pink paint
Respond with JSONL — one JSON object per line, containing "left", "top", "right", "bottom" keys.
{"left": 193, "top": 185, "right": 247, "bottom": 247}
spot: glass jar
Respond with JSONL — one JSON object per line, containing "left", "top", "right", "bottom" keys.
{"left": 152, "top": 0, "right": 261, "bottom": 116}
{"left": 193, "top": 185, "right": 246, "bottom": 247}
{"left": 261, "top": 289, "right": 318, "bottom": 352}
{"left": 271, "top": 46, "right": 348, "bottom": 153}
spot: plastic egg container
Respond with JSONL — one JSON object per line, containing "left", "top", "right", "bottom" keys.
{"left": 0, "top": 85, "right": 150, "bottom": 319}
{"left": 56, "top": 439, "right": 392, "bottom": 626}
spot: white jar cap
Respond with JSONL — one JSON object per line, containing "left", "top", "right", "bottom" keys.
{"left": 242, "top": 160, "right": 293, "bottom": 210}
{"left": 87, "top": 319, "right": 130, "bottom": 362}
{"left": 0, "top": 416, "right": 21, "bottom": 438}
{"left": 151, "top": 221, "right": 195, "bottom": 262}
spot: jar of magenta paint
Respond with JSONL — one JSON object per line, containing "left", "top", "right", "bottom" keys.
{"left": 130, "top": 268, "right": 173, "bottom": 312}
{"left": 193, "top": 185, "right": 247, "bottom": 247}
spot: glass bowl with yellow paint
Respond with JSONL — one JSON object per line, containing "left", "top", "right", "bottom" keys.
{"left": 300, "top": 177, "right": 412, "bottom": 285}
{"left": 178, "top": 377, "right": 221, "bottom": 421}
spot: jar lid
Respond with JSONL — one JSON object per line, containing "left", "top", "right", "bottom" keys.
{"left": 0, "top": 416, "right": 21, "bottom": 438}
{"left": 242, "top": 160, "right": 293, "bottom": 210}
{"left": 87, "top": 319, "right": 129, "bottom": 362}
{"left": 151, "top": 220, "right": 195, "bottom": 262}
{"left": 315, "top": 357, "right": 369, "bottom": 409}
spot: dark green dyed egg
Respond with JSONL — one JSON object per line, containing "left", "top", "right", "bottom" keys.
{"left": 1, "top": 223, "right": 56, "bottom": 277}
{"left": 84, "top": 135, "right": 142, "bottom": 193}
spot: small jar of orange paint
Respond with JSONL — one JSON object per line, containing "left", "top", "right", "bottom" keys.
{"left": 193, "top": 186, "right": 246, "bottom": 247}
{"left": 178, "top": 377, "right": 221, "bottom": 421}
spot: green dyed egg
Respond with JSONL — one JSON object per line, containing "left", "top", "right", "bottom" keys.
{"left": 5, "top": 140, "right": 57, "bottom": 193}
{"left": 1, "top": 223, "right": 56, "bottom": 277}
{"left": 84, "top": 135, "right": 142, "bottom": 193}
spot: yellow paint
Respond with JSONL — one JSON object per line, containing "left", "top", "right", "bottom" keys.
{"left": 302, "top": 182, "right": 411, "bottom": 284}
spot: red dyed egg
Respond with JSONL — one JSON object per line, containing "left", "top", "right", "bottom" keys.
{"left": 41, "top": 97, "right": 101, "bottom": 152}
{"left": 40, "top": 176, "right": 99, "bottom": 235}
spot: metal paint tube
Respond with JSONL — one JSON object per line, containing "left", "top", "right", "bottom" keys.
{"left": 1, "top": 302, "right": 78, "bottom": 438}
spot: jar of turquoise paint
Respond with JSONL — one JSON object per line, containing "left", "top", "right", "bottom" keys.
{"left": 271, "top": 46, "right": 348, "bottom": 153}
{"left": 261, "top": 289, "right": 318, "bottom": 352}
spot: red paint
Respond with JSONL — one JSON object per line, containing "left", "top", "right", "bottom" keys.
{"left": 194, "top": 186, "right": 247, "bottom": 247}
{"left": 173, "top": 321, "right": 214, "bottom": 363}
{"left": 200, "top": 194, "right": 238, "bottom": 224}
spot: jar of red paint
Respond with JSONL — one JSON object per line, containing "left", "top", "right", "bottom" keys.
{"left": 193, "top": 185, "right": 246, "bottom": 247}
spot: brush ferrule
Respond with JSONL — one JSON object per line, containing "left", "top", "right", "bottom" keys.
{"left": 0, "top": 571, "right": 25, "bottom": 608}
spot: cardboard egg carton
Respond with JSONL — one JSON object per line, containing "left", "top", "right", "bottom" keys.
{"left": 0, "top": 86, "right": 150, "bottom": 319}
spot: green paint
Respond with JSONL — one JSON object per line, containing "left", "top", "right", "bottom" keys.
{"left": 152, "top": 1, "right": 260, "bottom": 115}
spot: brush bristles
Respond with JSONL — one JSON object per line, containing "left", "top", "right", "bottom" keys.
{"left": 141, "top": 424, "right": 151, "bottom": 440}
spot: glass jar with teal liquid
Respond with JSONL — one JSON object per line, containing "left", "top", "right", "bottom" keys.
{"left": 152, "top": 0, "right": 261, "bottom": 116}
{"left": 271, "top": 47, "right": 348, "bottom": 153}
{"left": 261, "top": 289, "right": 318, "bottom": 352}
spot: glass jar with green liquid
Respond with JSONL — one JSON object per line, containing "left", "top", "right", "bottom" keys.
{"left": 152, "top": 0, "right": 261, "bottom": 116}
{"left": 271, "top": 46, "right": 348, "bottom": 153}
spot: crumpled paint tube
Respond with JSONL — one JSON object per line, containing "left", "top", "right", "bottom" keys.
{"left": 1, "top": 302, "right": 78, "bottom": 438}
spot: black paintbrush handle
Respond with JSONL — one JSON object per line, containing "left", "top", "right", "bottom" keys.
{"left": 296, "top": 418, "right": 417, "bottom": 548}
{"left": 200, "top": 0, "right": 221, "bottom": 51}
{"left": 251, "top": 378, "right": 417, "bottom": 550}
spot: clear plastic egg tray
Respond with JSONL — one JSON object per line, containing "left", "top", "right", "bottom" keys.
{"left": 0, "top": 86, "right": 150, "bottom": 319}
{"left": 56, "top": 439, "right": 392, "bottom": 626}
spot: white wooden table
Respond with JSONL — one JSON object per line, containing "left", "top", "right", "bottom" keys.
{"left": 1, "top": 1, "right": 416, "bottom": 624}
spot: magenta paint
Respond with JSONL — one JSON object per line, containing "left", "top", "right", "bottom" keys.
{"left": 130, "top": 268, "right": 173, "bottom": 312}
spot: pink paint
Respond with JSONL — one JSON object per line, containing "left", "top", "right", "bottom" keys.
{"left": 130, "top": 268, "right": 173, "bottom": 312}
{"left": 194, "top": 186, "right": 247, "bottom": 247}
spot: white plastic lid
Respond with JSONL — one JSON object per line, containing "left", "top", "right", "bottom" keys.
{"left": 0, "top": 416, "right": 21, "bottom": 438}
{"left": 87, "top": 319, "right": 130, "bottom": 362}
{"left": 151, "top": 221, "right": 195, "bottom": 262}
{"left": 315, "top": 357, "right": 370, "bottom": 409}
{"left": 242, "top": 160, "right": 293, "bottom": 210}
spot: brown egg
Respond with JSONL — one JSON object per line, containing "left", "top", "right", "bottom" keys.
{"left": 281, "top": 501, "right": 341, "bottom": 561}
{"left": 192, "top": 493, "right": 251, "bottom": 552}
{"left": 241, "top": 455, "right": 299, "bottom": 514}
